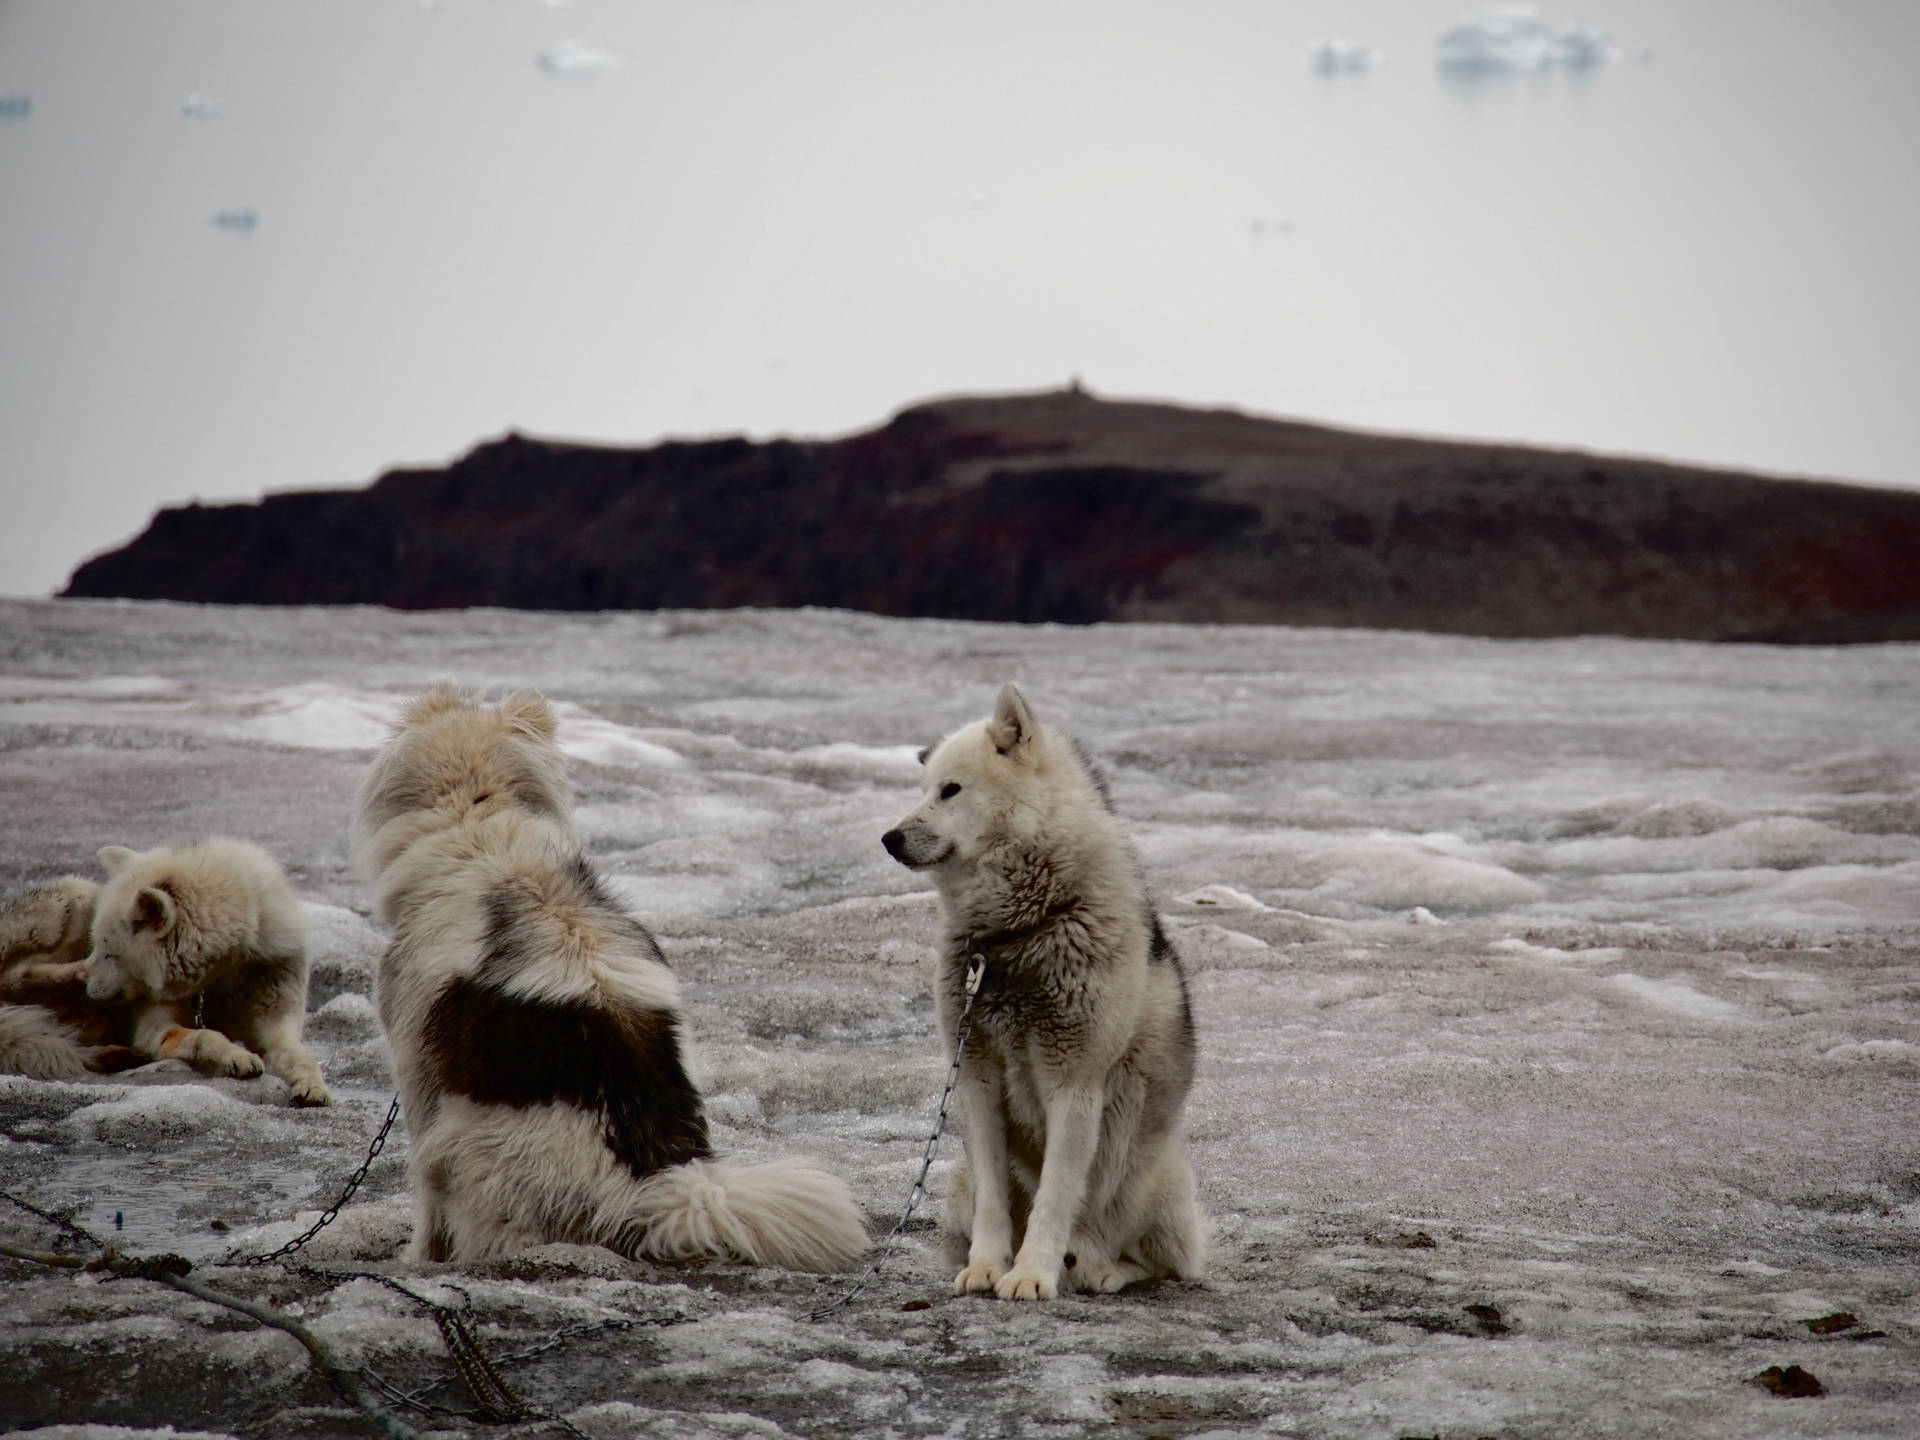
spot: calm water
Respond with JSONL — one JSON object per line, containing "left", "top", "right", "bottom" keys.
{"left": 3, "top": 0, "right": 1917, "bottom": 597}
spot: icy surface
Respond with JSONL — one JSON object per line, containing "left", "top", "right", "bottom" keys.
{"left": 1, "top": 599, "right": 1916, "bottom": 1438}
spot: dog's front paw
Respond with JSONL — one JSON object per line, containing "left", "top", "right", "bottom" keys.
{"left": 954, "top": 1259, "right": 1007, "bottom": 1295}
{"left": 163, "top": 1027, "right": 264, "bottom": 1078}
{"left": 289, "top": 1078, "right": 333, "bottom": 1108}
{"left": 994, "top": 1264, "right": 1058, "bottom": 1302}
{"left": 217, "top": 1042, "right": 266, "bottom": 1079}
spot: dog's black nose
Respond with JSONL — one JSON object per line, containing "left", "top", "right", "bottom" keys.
{"left": 881, "top": 829, "right": 906, "bottom": 860}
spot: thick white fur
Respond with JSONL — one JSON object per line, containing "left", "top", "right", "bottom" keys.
{"left": 1, "top": 877, "right": 108, "bottom": 1078}
{"left": 885, "top": 683, "right": 1208, "bottom": 1301}
{"left": 353, "top": 683, "right": 868, "bottom": 1271}
{"left": 82, "top": 839, "right": 331, "bottom": 1106}
{"left": 0, "top": 1004, "right": 96, "bottom": 1080}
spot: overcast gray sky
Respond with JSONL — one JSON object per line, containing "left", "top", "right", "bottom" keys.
{"left": 3, "top": 0, "right": 1917, "bottom": 599}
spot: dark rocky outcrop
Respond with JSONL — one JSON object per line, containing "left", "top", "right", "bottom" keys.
{"left": 62, "top": 389, "right": 1920, "bottom": 640}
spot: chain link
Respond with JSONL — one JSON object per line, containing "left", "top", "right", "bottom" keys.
{"left": 806, "top": 954, "right": 985, "bottom": 1322}
{"left": 1, "top": 1190, "right": 104, "bottom": 1253}
{"left": 225, "top": 1094, "right": 401, "bottom": 1267}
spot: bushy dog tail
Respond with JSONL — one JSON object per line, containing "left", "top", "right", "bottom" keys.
{"left": 0, "top": 1006, "right": 101, "bottom": 1080}
{"left": 620, "top": 1157, "right": 869, "bottom": 1273}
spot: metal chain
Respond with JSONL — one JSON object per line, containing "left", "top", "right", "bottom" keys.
{"left": 806, "top": 953, "right": 985, "bottom": 1322}
{"left": 1, "top": 1190, "right": 104, "bottom": 1253}
{"left": 225, "top": 1094, "right": 401, "bottom": 1267}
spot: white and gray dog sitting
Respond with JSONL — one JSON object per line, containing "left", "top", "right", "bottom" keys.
{"left": 352, "top": 683, "right": 869, "bottom": 1271}
{"left": 884, "top": 683, "right": 1207, "bottom": 1301}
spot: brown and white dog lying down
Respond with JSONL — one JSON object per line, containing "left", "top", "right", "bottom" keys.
{"left": 0, "top": 877, "right": 140, "bottom": 1079}
{"left": 351, "top": 683, "right": 869, "bottom": 1271}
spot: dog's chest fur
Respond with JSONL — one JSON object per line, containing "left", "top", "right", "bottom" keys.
{"left": 944, "top": 920, "right": 1110, "bottom": 1064}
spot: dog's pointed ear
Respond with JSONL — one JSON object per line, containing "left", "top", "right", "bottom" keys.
{"left": 987, "top": 683, "right": 1036, "bottom": 755}
{"left": 499, "top": 688, "right": 557, "bottom": 740}
{"left": 133, "top": 885, "right": 176, "bottom": 934}
{"left": 97, "top": 845, "right": 138, "bottom": 878}
{"left": 916, "top": 745, "right": 932, "bottom": 766}
{"left": 403, "top": 682, "right": 469, "bottom": 727}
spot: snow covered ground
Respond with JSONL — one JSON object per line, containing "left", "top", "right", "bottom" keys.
{"left": 2, "top": 598, "right": 1916, "bottom": 1439}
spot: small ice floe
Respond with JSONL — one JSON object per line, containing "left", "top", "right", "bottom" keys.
{"left": 1436, "top": 5, "right": 1618, "bottom": 73}
{"left": 0, "top": 94, "right": 30, "bottom": 119}
{"left": 181, "top": 90, "right": 219, "bottom": 119}
{"left": 538, "top": 39, "right": 620, "bottom": 72}
{"left": 1310, "top": 40, "right": 1382, "bottom": 74}
{"left": 209, "top": 207, "right": 259, "bottom": 231}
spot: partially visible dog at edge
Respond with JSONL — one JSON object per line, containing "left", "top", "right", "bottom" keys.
{"left": 0, "top": 876, "right": 138, "bottom": 1079}
{"left": 883, "top": 683, "right": 1207, "bottom": 1301}
{"left": 352, "top": 683, "right": 869, "bottom": 1270}
{"left": 2, "top": 845, "right": 331, "bottom": 1106}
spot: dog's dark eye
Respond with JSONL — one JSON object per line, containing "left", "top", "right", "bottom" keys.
{"left": 939, "top": 782, "right": 962, "bottom": 800}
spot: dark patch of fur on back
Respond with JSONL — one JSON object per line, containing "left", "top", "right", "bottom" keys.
{"left": 420, "top": 858, "right": 713, "bottom": 1181}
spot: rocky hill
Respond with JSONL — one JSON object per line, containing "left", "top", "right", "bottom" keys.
{"left": 61, "top": 389, "right": 1920, "bottom": 641}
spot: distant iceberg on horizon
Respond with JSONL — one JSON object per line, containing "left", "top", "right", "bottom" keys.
{"left": 1310, "top": 39, "right": 1383, "bottom": 74}
{"left": 1437, "top": 5, "right": 1617, "bottom": 72}
{"left": 537, "top": 39, "right": 620, "bottom": 73}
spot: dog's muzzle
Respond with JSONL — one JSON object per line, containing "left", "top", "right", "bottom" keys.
{"left": 881, "top": 828, "right": 909, "bottom": 863}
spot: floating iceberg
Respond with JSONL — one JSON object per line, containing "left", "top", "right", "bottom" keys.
{"left": 209, "top": 207, "right": 259, "bottom": 231}
{"left": 0, "top": 94, "right": 30, "bottom": 119}
{"left": 538, "top": 39, "right": 620, "bottom": 73}
{"left": 1310, "top": 39, "right": 1382, "bottom": 74}
{"left": 1436, "top": 5, "right": 1617, "bottom": 72}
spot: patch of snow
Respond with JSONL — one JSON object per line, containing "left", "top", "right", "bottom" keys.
{"left": 1609, "top": 972, "right": 1743, "bottom": 1022}
{"left": 223, "top": 683, "right": 400, "bottom": 750}
{"left": 1176, "top": 884, "right": 1271, "bottom": 910}
{"left": 1821, "top": 1039, "right": 1917, "bottom": 1063}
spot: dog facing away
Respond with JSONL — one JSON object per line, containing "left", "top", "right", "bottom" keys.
{"left": 351, "top": 683, "right": 869, "bottom": 1271}
{"left": 0, "top": 877, "right": 140, "bottom": 1079}
{"left": 883, "top": 683, "right": 1207, "bottom": 1301}
{"left": 81, "top": 839, "right": 332, "bottom": 1106}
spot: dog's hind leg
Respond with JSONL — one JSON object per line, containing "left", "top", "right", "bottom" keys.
{"left": 1131, "top": 1141, "right": 1208, "bottom": 1281}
